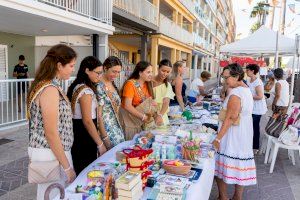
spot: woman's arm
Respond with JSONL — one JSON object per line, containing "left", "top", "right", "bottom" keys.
{"left": 198, "top": 85, "right": 207, "bottom": 96}
{"left": 272, "top": 82, "right": 281, "bottom": 110}
{"left": 79, "top": 94, "right": 106, "bottom": 154}
{"left": 97, "top": 105, "right": 112, "bottom": 150}
{"left": 253, "top": 85, "right": 264, "bottom": 100}
{"left": 39, "top": 86, "right": 75, "bottom": 182}
{"left": 155, "top": 97, "right": 170, "bottom": 125}
{"left": 174, "top": 77, "right": 185, "bottom": 111}
{"left": 123, "top": 98, "right": 149, "bottom": 121}
{"left": 213, "top": 95, "right": 241, "bottom": 150}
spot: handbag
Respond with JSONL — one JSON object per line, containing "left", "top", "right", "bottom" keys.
{"left": 28, "top": 160, "right": 61, "bottom": 184}
{"left": 27, "top": 82, "right": 62, "bottom": 184}
{"left": 265, "top": 113, "right": 288, "bottom": 138}
{"left": 218, "top": 108, "right": 240, "bottom": 126}
{"left": 278, "top": 125, "right": 299, "bottom": 146}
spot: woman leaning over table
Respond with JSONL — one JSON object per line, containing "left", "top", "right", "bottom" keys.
{"left": 152, "top": 59, "right": 175, "bottom": 126}
{"left": 67, "top": 56, "right": 107, "bottom": 175}
{"left": 170, "top": 61, "right": 187, "bottom": 112}
{"left": 213, "top": 63, "right": 256, "bottom": 200}
{"left": 97, "top": 56, "right": 125, "bottom": 149}
{"left": 246, "top": 64, "right": 267, "bottom": 154}
{"left": 27, "top": 44, "right": 77, "bottom": 199}
{"left": 119, "top": 61, "right": 156, "bottom": 140}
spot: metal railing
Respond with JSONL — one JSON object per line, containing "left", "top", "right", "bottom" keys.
{"left": 36, "top": 0, "right": 113, "bottom": 25}
{"left": 195, "top": 6, "right": 213, "bottom": 30}
{"left": 178, "top": 0, "right": 195, "bottom": 15}
{"left": 217, "top": 11, "right": 227, "bottom": 28}
{"left": 0, "top": 78, "right": 75, "bottom": 128}
{"left": 159, "top": 14, "right": 193, "bottom": 45}
{"left": 113, "top": 0, "right": 158, "bottom": 25}
{"left": 206, "top": 0, "right": 217, "bottom": 12}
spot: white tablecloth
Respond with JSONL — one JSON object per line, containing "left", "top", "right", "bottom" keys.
{"left": 62, "top": 140, "right": 215, "bottom": 200}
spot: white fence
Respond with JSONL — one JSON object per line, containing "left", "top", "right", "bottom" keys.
{"left": 36, "top": 0, "right": 113, "bottom": 25}
{"left": 113, "top": 0, "right": 158, "bottom": 25}
{"left": 0, "top": 78, "right": 75, "bottom": 128}
{"left": 159, "top": 14, "right": 193, "bottom": 46}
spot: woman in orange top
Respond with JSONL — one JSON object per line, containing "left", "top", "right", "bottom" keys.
{"left": 119, "top": 61, "right": 157, "bottom": 140}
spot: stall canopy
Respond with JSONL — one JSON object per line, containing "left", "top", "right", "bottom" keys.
{"left": 220, "top": 26, "right": 295, "bottom": 56}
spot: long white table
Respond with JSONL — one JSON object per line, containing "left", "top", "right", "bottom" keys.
{"left": 62, "top": 140, "right": 215, "bottom": 200}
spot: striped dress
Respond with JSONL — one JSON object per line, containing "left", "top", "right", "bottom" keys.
{"left": 215, "top": 86, "right": 257, "bottom": 186}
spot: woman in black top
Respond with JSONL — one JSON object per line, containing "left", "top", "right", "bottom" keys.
{"left": 170, "top": 61, "right": 187, "bottom": 111}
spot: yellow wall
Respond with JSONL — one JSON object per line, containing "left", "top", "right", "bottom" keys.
{"left": 108, "top": 40, "right": 140, "bottom": 64}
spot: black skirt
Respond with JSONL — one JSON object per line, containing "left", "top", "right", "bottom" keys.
{"left": 71, "top": 118, "right": 98, "bottom": 175}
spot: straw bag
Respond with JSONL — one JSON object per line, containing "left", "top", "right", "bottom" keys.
{"left": 218, "top": 108, "right": 240, "bottom": 126}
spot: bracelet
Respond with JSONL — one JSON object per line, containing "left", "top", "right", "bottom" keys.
{"left": 63, "top": 166, "right": 72, "bottom": 172}
{"left": 97, "top": 141, "right": 104, "bottom": 149}
{"left": 141, "top": 114, "right": 146, "bottom": 121}
{"left": 102, "top": 136, "right": 109, "bottom": 141}
{"left": 215, "top": 138, "right": 221, "bottom": 143}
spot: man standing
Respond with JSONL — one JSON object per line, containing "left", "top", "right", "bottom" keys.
{"left": 13, "top": 55, "right": 29, "bottom": 112}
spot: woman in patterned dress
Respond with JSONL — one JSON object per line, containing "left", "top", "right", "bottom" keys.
{"left": 27, "top": 44, "right": 77, "bottom": 199}
{"left": 67, "top": 56, "right": 107, "bottom": 175}
{"left": 213, "top": 63, "right": 257, "bottom": 200}
{"left": 97, "top": 56, "right": 125, "bottom": 149}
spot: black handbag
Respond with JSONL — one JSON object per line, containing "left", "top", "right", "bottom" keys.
{"left": 265, "top": 114, "right": 288, "bottom": 138}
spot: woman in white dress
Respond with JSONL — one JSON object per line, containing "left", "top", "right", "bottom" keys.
{"left": 213, "top": 63, "right": 257, "bottom": 200}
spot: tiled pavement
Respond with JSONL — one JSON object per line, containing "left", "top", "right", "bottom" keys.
{"left": 0, "top": 125, "right": 300, "bottom": 200}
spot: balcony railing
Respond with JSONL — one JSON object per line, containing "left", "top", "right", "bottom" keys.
{"left": 159, "top": 14, "right": 193, "bottom": 45}
{"left": 217, "top": 11, "right": 226, "bottom": 28}
{"left": 113, "top": 0, "right": 158, "bottom": 25}
{"left": 178, "top": 0, "right": 195, "bottom": 15}
{"left": 206, "top": 0, "right": 217, "bottom": 12}
{"left": 195, "top": 6, "right": 213, "bottom": 30}
{"left": 36, "top": 0, "right": 113, "bottom": 25}
{"left": 217, "top": 30, "right": 226, "bottom": 44}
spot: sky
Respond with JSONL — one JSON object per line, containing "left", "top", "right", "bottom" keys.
{"left": 232, "top": 0, "right": 300, "bottom": 39}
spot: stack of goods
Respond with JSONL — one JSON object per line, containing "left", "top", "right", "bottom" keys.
{"left": 123, "top": 146, "right": 154, "bottom": 188}
{"left": 148, "top": 175, "right": 190, "bottom": 200}
{"left": 115, "top": 171, "right": 143, "bottom": 200}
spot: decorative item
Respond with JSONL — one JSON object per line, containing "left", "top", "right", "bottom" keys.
{"left": 181, "top": 131, "right": 200, "bottom": 161}
{"left": 162, "top": 160, "right": 191, "bottom": 175}
{"left": 182, "top": 110, "right": 193, "bottom": 121}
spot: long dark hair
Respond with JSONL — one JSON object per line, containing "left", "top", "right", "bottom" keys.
{"left": 158, "top": 59, "right": 172, "bottom": 86}
{"left": 103, "top": 56, "right": 122, "bottom": 92}
{"left": 28, "top": 44, "right": 77, "bottom": 105}
{"left": 67, "top": 56, "right": 102, "bottom": 100}
{"left": 123, "top": 61, "right": 154, "bottom": 97}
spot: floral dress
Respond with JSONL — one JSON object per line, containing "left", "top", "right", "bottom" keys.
{"left": 96, "top": 81, "right": 125, "bottom": 146}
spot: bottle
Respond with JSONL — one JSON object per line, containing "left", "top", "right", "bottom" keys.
{"left": 161, "top": 144, "right": 167, "bottom": 160}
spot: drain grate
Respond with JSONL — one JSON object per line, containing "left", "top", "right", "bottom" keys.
{"left": 0, "top": 138, "right": 13, "bottom": 145}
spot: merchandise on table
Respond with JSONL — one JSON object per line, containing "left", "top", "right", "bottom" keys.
{"left": 162, "top": 160, "right": 191, "bottom": 175}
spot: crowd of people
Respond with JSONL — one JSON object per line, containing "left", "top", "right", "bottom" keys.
{"left": 26, "top": 44, "right": 291, "bottom": 200}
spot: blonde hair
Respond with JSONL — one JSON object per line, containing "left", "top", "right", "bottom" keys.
{"left": 170, "top": 61, "right": 185, "bottom": 81}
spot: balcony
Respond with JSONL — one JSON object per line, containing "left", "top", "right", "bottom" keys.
{"left": 206, "top": 0, "right": 217, "bottom": 12}
{"left": 159, "top": 14, "right": 193, "bottom": 45}
{"left": 217, "top": 29, "right": 226, "bottom": 44}
{"left": 178, "top": 0, "right": 195, "bottom": 15}
{"left": 193, "top": 32, "right": 214, "bottom": 52}
{"left": 217, "top": 11, "right": 227, "bottom": 28}
{"left": 195, "top": 6, "right": 213, "bottom": 30}
{"left": 113, "top": 0, "right": 158, "bottom": 26}
{"left": 37, "top": 0, "right": 112, "bottom": 24}
{"left": 0, "top": 0, "right": 114, "bottom": 36}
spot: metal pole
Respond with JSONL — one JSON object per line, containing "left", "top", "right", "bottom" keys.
{"left": 92, "top": 34, "right": 99, "bottom": 59}
{"left": 289, "top": 34, "right": 299, "bottom": 105}
{"left": 275, "top": 2, "right": 283, "bottom": 68}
